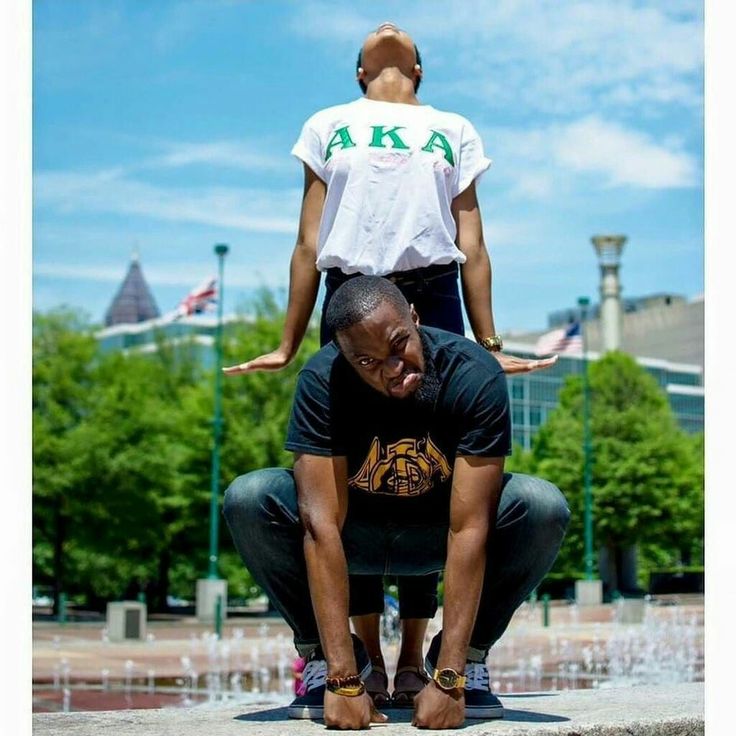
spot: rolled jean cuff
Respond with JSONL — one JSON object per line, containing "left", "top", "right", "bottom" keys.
{"left": 295, "top": 640, "right": 321, "bottom": 659}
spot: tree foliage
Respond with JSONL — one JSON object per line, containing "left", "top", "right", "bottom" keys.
{"left": 32, "top": 298, "right": 319, "bottom": 611}
{"left": 524, "top": 351, "right": 703, "bottom": 579}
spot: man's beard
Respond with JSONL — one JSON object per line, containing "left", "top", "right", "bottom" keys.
{"left": 410, "top": 330, "right": 441, "bottom": 410}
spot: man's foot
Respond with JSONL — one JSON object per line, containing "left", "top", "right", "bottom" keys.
{"left": 390, "top": 665, "right": 430, "bottom": 708}
{"left": 364, "top": 665, "right": 390, "bottom": 708}
{"left": 287, "top": 635, "right": 372, "bottom": 720}
{"left": 424, "top": 633, "right": 504, "bottom": 720}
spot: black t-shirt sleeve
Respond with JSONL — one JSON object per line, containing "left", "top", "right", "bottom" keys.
{"left": 285, "top": 366, "right": 346, "bottom": 456}
{"left": 448, "top": 356, "right": 512, "bottom": 457}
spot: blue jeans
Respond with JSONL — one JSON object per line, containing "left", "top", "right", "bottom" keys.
{"left": 223, "top": 469, "right": 570, "bottom": 656}
{"left": 320, "top": 263, "right": 464, "bottom": 620}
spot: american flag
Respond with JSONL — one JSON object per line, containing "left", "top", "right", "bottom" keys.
{"left": 175, "top": 277, "right": 218, "bottom": 318}
{"left": 534, "top": 321, "right": 583, "bottom": 356}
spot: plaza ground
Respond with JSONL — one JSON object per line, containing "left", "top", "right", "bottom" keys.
{"left": 32, "top": 595, "right": 704, "bottom": 714}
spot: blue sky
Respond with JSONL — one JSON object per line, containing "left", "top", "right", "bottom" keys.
{"left": 32, "top": 0, "right": 704, "bottom": 332}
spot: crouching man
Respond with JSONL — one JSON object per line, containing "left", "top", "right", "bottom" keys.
{"left": 224, "top": 276, "right": 569, "bottom": 729}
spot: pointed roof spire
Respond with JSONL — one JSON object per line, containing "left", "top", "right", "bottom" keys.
{"left": 104, "top": 254, "right": 160, "bottom": 326}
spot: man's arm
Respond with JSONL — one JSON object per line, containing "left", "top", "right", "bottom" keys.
{"left": 295, "top": 453, "right": 386, "bottom": 729}
{"left": 438, "top": 455, "right": 505, "bottom": 671}
{"left": 413, "top": 455, "right": 504, "bottom": 729}
{"left": 294, "top": 452, "right": 355, "bottom": 674}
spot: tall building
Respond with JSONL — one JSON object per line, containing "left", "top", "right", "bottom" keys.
{"left": 501, "top": 292, "right": 704, "bottom": 449}
{"left": 104, "top": 254, "right": 160, "bottom": 327}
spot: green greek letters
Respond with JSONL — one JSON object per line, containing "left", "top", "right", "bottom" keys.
{"left": 369, "top": 125, "right": 410, "bottom": 150}
{"left": 322, "top": 125, "right": 456, "bottom": 167}
{"left": 421, "top": 130, "right": 455, "bottom": 166}
{"left": 325, "top": 126, "right": 356, "bottom": 161}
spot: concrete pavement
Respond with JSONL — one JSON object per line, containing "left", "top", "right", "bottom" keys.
{"left": 32, "top": 682, "right": 704, "bottom": 735}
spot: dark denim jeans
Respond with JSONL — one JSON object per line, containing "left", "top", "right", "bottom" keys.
{"left": 320, "top": 263, "right": 464, "bottom": 620}
{"left": 223, "top": 469, "right": 569, "bottom": 657}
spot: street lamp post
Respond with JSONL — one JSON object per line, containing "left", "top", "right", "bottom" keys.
{"left": 196, "top": 243, "right": 229, "bottom": 628}
{"left": 591, "top": 236, "right": 627, "bottom": 353}
{"left": 574, "top": 291, "right": 603, "bottom": 606}
{"left": 578, "top": 296, "right": 594, "bottom": 580}
{"left": 208, "top": 243, "right": 229, "bottom": 579}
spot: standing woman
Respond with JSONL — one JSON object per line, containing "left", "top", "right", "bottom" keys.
{"left": 224, "top": 22, "right": 555, "bottom": 707}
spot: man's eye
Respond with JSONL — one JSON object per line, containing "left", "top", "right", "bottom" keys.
{"left": 358, "top": 358, "right": 376, "bottom": 367}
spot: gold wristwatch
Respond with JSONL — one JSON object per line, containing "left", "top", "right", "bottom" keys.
{"left": 478, "top": 335, "right": 504, "bottom": 353}
{"left": 432, "top": 667, "right": 467, "bottom": 691}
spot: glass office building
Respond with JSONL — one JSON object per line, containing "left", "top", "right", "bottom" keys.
{"left": 503, "top": 339, "right": 703, "bottom": 450}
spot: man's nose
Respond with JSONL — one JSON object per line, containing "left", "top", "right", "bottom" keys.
{"left": 384, "top": 355, "right": 404, "bottom": 376}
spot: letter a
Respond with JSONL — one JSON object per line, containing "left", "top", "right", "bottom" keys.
{"left": 421, "top": 130, "right": 455, "bottom": 166}
{"left": 325, "top": 126, "right": 356, "bottom": 162}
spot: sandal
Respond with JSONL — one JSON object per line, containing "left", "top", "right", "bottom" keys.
{"left": 391, "top": 665, "right": 430, "bottom": 708}
{"left": 364, "top": 665, "right": 390, "bottom": 707}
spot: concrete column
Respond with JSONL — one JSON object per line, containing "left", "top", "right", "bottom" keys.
{"left": 196, "top": 578, "right": 228, "bottom": 623}
{"left": 591, "top": 235, "right": 627, "bottom": 353}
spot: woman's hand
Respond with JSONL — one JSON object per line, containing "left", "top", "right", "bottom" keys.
{"left": 222, "top": 347, "right": 294, "bottom": 375}
{"left": 493, "top": 352, "right": 558, "bottom": 375}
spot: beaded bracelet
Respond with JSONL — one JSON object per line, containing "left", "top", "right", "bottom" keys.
{"left": 325, "top": 674, "right": 365, "bottom": 697}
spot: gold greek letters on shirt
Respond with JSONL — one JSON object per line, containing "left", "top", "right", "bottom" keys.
{"left": 349, "top": 435, "right": 452, "bottom": 497}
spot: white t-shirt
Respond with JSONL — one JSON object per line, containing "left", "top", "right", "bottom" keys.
{"left": 291, "top": 97, "right": 492, "bottom": 275}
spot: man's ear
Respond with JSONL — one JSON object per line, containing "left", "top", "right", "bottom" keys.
{"left": 357, "top": 66, "right": 366, "bottom": 85}
{"left": 410, "top": 303, "right": 420, "bottom": 326}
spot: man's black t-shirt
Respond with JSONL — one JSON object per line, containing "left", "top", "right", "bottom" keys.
{"left": 285, "top": 327, "right": 511, "bottom": 523}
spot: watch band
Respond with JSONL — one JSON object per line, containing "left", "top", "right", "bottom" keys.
{"left": 432, "top": 667, "right": 467, "bottom": 691}
{"left": 478, "top": 335, "right": 503, "bottom": 353}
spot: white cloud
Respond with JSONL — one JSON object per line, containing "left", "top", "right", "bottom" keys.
{"left": 34, "top": 170, "right": 301, "bottom": 234}
{"left": 481, "top": 116, "right": 698, "bottom": 195}
{"left": 139, "top": 140, "right": 292, "bottom": 174}
{"left": 554, "top": 116, "right": 698, "bottom": 188}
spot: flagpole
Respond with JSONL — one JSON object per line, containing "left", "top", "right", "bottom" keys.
{"left": 208, "top": 243, "right": 229, "bottom": 580}
{"left": 578, "top": 296, "right": 594, "bottom": 580}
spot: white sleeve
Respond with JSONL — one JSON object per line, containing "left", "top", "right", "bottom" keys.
{"left": 454, "top": 119, "right": 493, "bottom": 197}
{"left": 290, "top": 114, "right": 326, "bottom": 180}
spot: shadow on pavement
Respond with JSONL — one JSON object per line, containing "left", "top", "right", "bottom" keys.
{"left": 502, "top": 709, "right": 569, "bottom": 723}
{"left": 235, "top": 707, "right": 289, "bottom": 722}
{"left": 234, "top": 706, "right": 570, "bottom": 726}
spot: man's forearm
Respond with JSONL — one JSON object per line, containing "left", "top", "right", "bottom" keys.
{"left": 303, "top": 525, "right": 356, "bottom": 676}
{"left": 437, "top": 528, "right": 489, "bottom": 671}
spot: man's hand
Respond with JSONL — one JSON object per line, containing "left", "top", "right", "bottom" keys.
{"left": 412, "top": 682, "right": 465, "bottom": 729}
{"left": 494, "top": 352, "right": 558, "bottom": 375}
{"left": 324, "top": 690, "right": 388, "bottom": 729}
{"left": 222, "top": 347, "right": 293, "bottom": 375}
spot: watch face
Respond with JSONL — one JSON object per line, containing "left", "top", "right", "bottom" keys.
{"left": 437, "top": 669, "right": 460, "bottom": 689}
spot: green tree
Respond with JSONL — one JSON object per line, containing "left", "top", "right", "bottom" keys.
{"left": 530, "top": 351, "right": 703, "bottom": 587}
{"left": 32, "top": 309, "right": 98, "bottom": 614}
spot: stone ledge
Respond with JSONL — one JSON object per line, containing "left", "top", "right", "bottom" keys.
{"left": 33, "top": 682, "right": 703, "bottom": 735}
